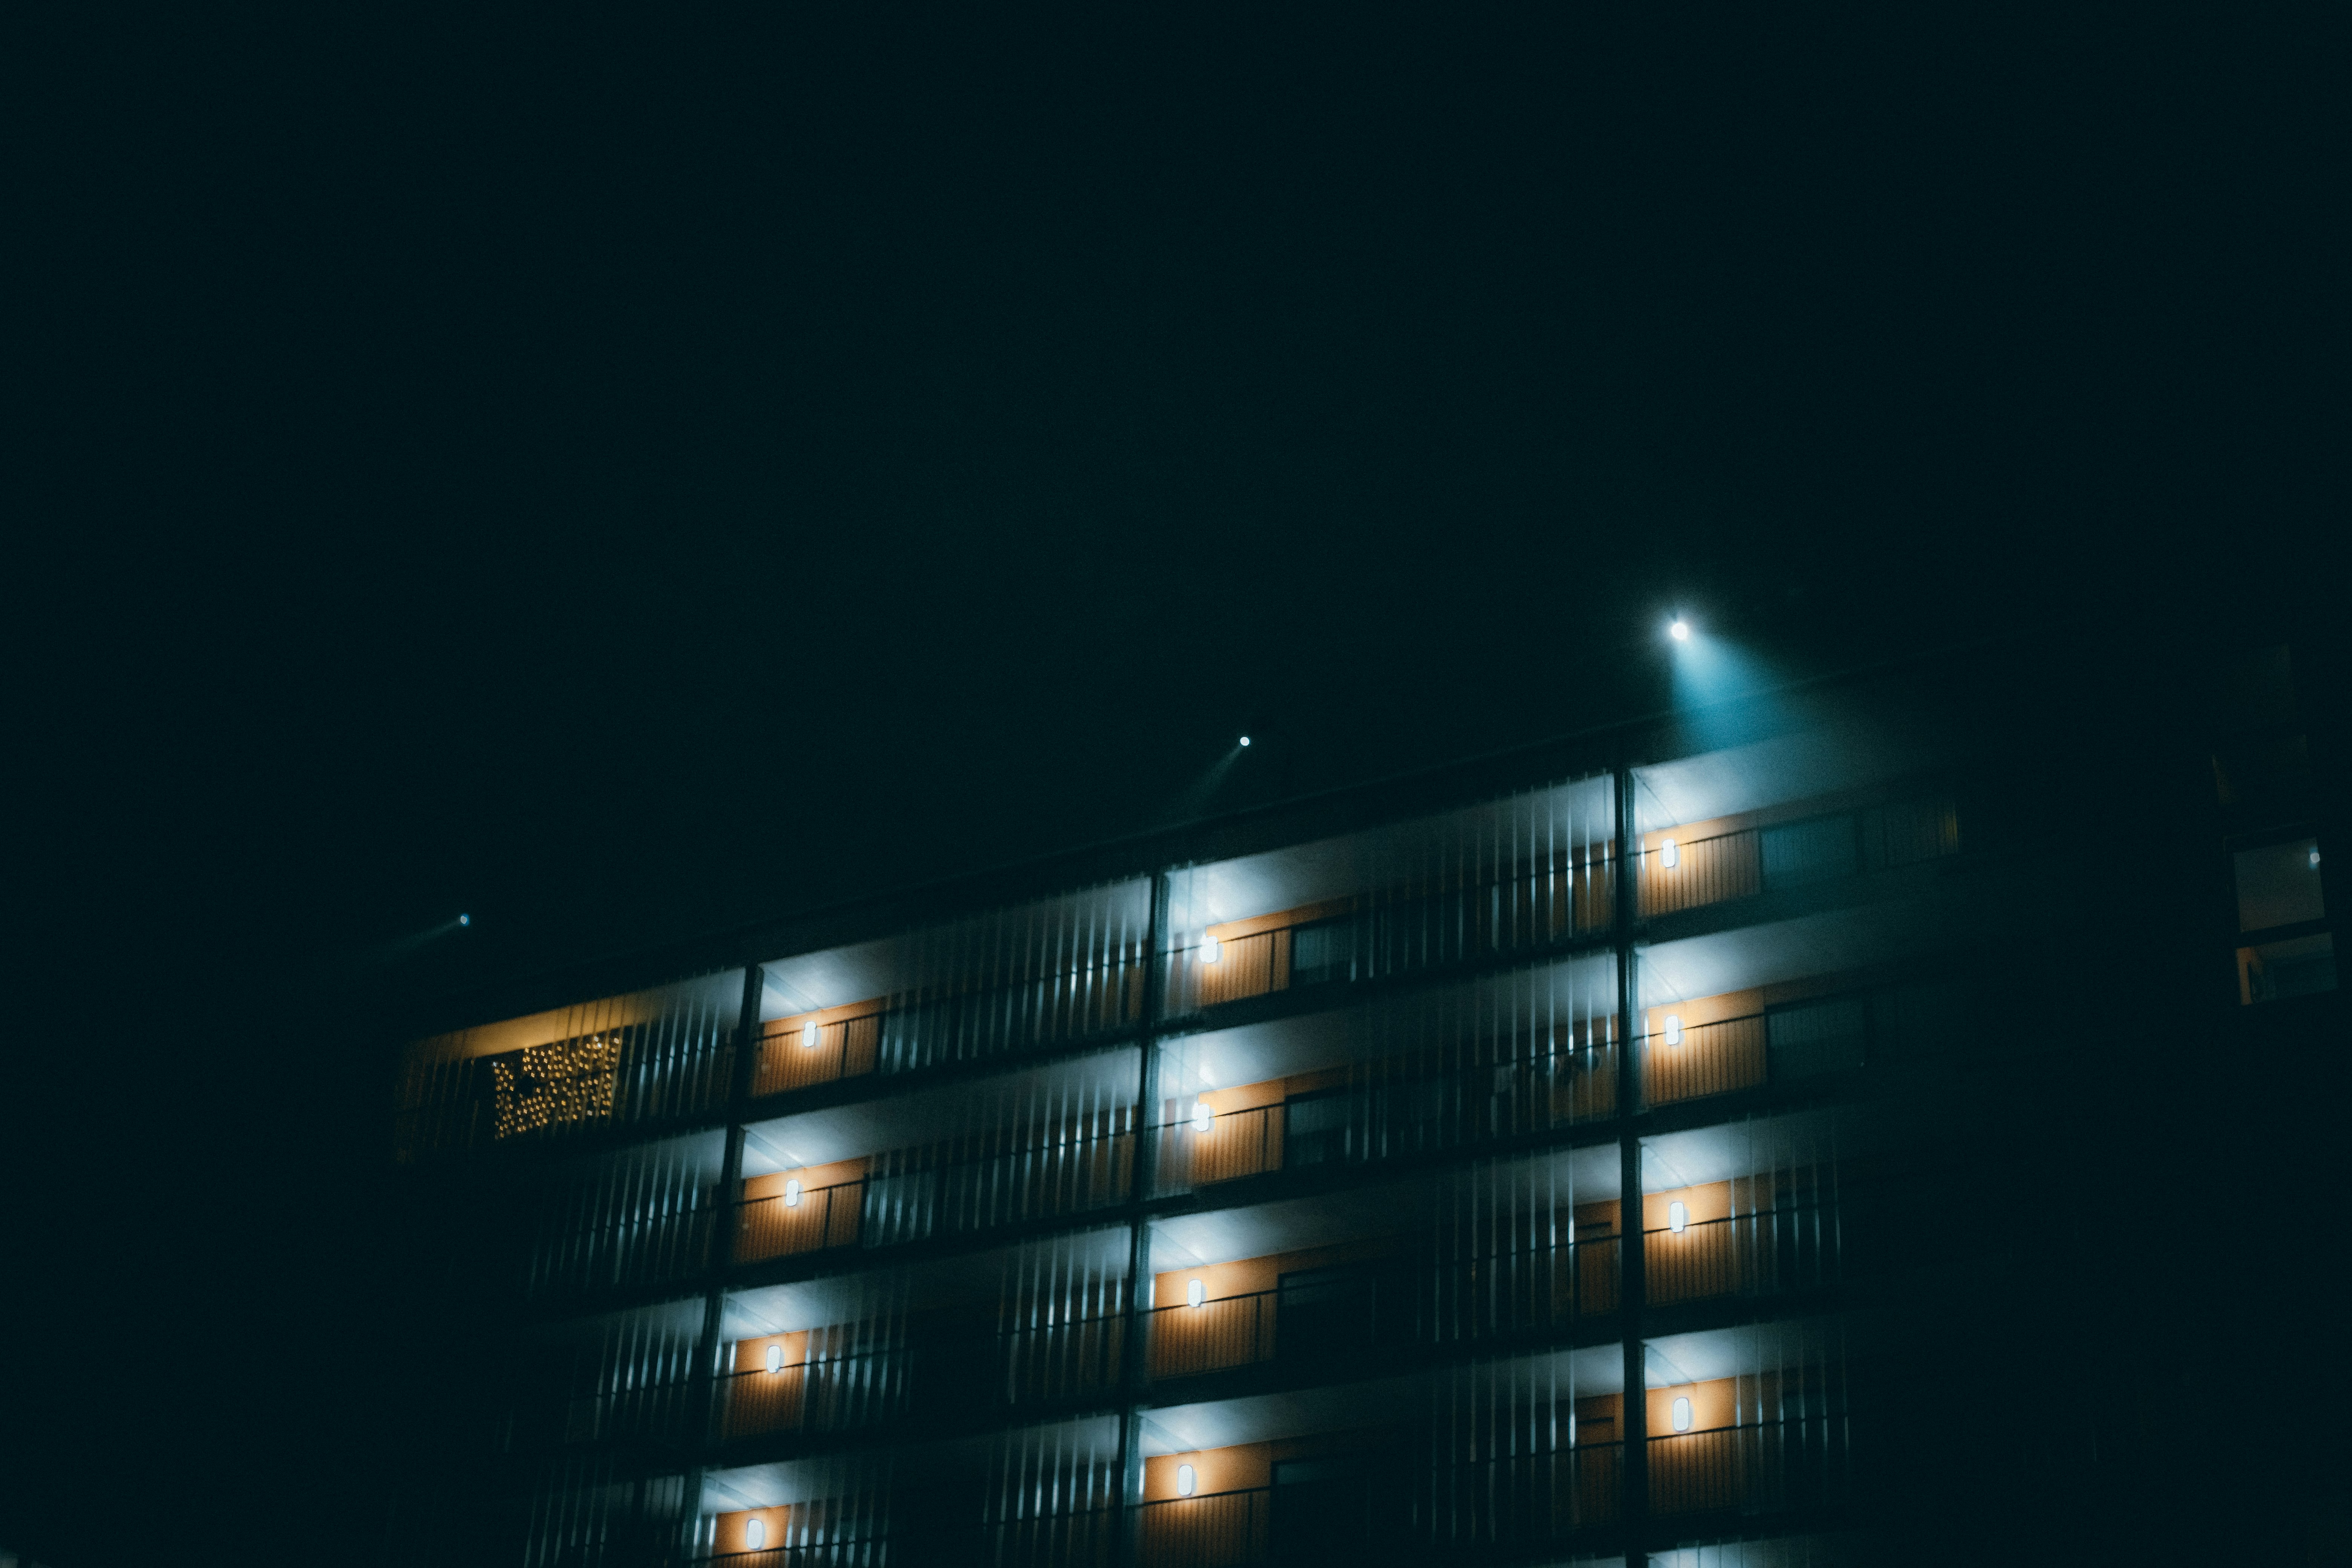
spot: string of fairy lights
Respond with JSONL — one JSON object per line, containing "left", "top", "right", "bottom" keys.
{"left": 493, "top": 1033, "right": 625, "bottom": 1139}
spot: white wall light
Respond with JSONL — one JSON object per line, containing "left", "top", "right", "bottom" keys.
{"left": 802, "top": 1018, "right": 822, "bottom": 1050}
{"left": 746, "top": 1517, "right": 767, "bottom": 1549}
{"left": 1660, "top": 837, "right": 1680, "bottom": 869}
{"left": 1200, "top": 934, "right": 1223, "bottom": 965}
{"left": 1672, "top": 1396, "right": 1693, "bottom": 1432}
{"left": 765, "top": 1342, "right": 784, "bottom": 1374}
{"left": 1663, "top": 1014, "right": 1684, "bottom": 1046}
{"left": 1191, "top": 1098, "right": 1214, "bottom": 1134}
{"left": 1187, "top": 1278, "right": 1207, "bottom": 1309}
{"left": 784, "top": 1178, "right": 802, "bottom": 1208}
{"left": 1176, "top": 1463, "right": 1198, "bottom": 1496}
{"left": 1668, "top": 1200, "right": 1688, "bottom": 1234}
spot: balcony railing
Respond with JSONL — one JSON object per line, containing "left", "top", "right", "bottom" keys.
{"left": 1432, "top": 1443, "right": 1623, "bottom": 1542}
{"left": 1155, "top": 1040, "right": 1617, "bottom": 1194}
{"left": 717, "top": 1349, "right": 908, "bottom": 1439}
{"left": 1423, "top": 1234, "right": 1621, "bottom": 1334}
{"left": 736, "top": 1124, "right": 1137, "bottom": 1262}
{"left": 1640, "top": 828, "right": 1763, "bottom": 916}
{"left": 1643, "top": 996, "right": 1882, "bottom": 1107}
{"left": 756, "top": 1012, "right": 883, "bottom": 1096}
{"left": 1643, "top": 1014, "right": 1766, "bottom": 1105}
{"left": 1138, "top": 1487, "right": 1271, "bottom": 1567}
{"left": 1639, "top": 795, "right": 1960, "bottom": 921}
{"left": 737, "top": 1178, "right": 865, "bottom": 1261}
{"left": 693, "top": 1537, "right": 888, "bottom": 1568}
{"left": 1150, "top": 1292, "right": 1277, "bottom": 1378}
{"left": 1164, "top": 857, "right": 1617, "bottom": 1015}
{"left": 550, "top": 1377, "right": 701, "bottom": 1449}
{"left": 396, "top": 1030, "right": 737, "bottom": 1160}
{"left": 524, "top": 1205, "right": 713, "bottom": 1300}
{"left": 1000, "top": 1308, "right": 1125, "bottom": 1404}
{"left": 1150, "top": 1238, "right": 1622, "bottom": 1381}
{"left": 1648, "top": 1416, "right": 1851, "bottom": 1516}
{"left": 1644, "top": 1205, "right": 1837, "bottom": 1306}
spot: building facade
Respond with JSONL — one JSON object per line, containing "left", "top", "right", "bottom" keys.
{"left": 386, "top": 635, "right": 2340, "bottom": 1567}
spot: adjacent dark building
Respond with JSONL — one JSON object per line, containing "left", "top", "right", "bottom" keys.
{"left": 386, "top": 630, "right": 2341, "bottom": 1566}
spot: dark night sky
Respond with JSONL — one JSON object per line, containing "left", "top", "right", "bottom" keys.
{"left": 5, "top": 7, "right": 2340, "bottom": 1565}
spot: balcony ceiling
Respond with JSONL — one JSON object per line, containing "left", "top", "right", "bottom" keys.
{"left": 1171, "top": 777, "right": 1614, "bottom": 932}
{"left": 742, "top": 1045, "right": 1141, "bottom": 1170}
{"left": 759, "top": 882, "right": 1156, "bottom": 1020}
{"left": 1641, "top": 1110, "right": 1860, "bottom": 1193}
{"left": 1643, "top": 1317, "right": 1859, "bottom": 1389}
{"left": 1150, "top": 1178, "right": 1426, "bottom": 1270}
{"left": 1164, "top": 952, "right": 1619, "bottom": 1098}
{"left": 1640, "top": 903, "right": 1945, "bottom": 1008}
{"left": 1142, "top": 1343, "right": 1622, "bottom": 1454}
{"left": 1634, "top": 714, "right": 1943, "bottom": 834}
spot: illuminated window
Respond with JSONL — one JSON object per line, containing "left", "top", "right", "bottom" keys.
{"left": 1200, "top": 935, "right": 1223, "bottom": 965}
{"left": 802, "top": 1018, "right": 821, "bottom": 1050}
{"left": 1672, "top": 1396, "right": 1693, "bottom": 1432}
{"left": 1668, "top": 1200, "right": 1688, "bottom": 1233}
{"left": 784, "top": 1178, "right": 802, "bottom": 1208}
{"left": 1191, "top": 1099, "right": 1214, "bottom": 1135}
{"left": 1187, "top": 1278, "right": 1206, "bottom": 1309}
{"left": 1176, "top": 1463, "right": 1197, "bottom": 1496}
{"left": 1663, "top": 1014, "right": 1683, "bottom": 1046}
{"left": 1660, "top": 837, "right": 1680, "bottom": 868}
{"left": 765, "top": 1343, "right": 784, "bottom": 1374}
{"left": 746, "top": 1517, "right": 766, "bottom": 1549}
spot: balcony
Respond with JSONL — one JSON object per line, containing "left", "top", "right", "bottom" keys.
{"left": 397, "top": 1018, "right": 739, "bottom": 1159}
{"left": 523, "top": 1204, "right": 714, "bottom": 1300}
{"left": 1147, "top": 1236, "right": 1622, "bottom": 1383}
{"left": 1648, "top": 1416, "right": 1851, "bottom": 1517}
{"left": 1434, "top": 1444, "right": 1623, "bottom": 1541}
{"left": 1165, "top": 857, "right": 1616, "bottom": 1018}
{"left": 715, "top": 1343, "right": 908, "bottom": 1439}
{"left": 736, "top": 1174, "right": 865, "bottom": 1261}
{"left": 998, "top": 1308, "right": 1127, "bottom": 1404}
{"left": 1638, "top": 794, "right": 1960, "bottom": 923}
{"left": 755, "top": 1003, "right": 884, "bottom": 1096}
{"left": 1642, "top": 987, "right": 1903, "bottom": 1108}
{"left": 1136, "top": 1486, "right": 1270, "bottom": 1565}
{"left": 1644, "top": 1013, "right": 1766, "bottom": 1105}
{"left": 1158, "top": 1040, "right": 1617, "bottom": 1194}
{"left": 542, "top": 1377, "right": 702, "bottom": 1449}
{"left": 735, "top": 1119, "right": 1138, "bottom": 1264}
{"left": 1645, "top": 1203, "right": 1837, "bottom": 1307}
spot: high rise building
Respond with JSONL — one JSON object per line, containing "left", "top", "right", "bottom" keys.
{"left": 386, "top": 632, "right": 2340, "bottom": 1566}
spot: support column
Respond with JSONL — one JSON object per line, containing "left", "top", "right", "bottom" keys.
{"left": 1612, "top": 761, "right": 1649, "bottom": 1568}
{"left": 675, "top": 961, "right": 766, "bottom": 1564}
{"left": 1113, "top": 871, "right": 1170, "bottom": 1568}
